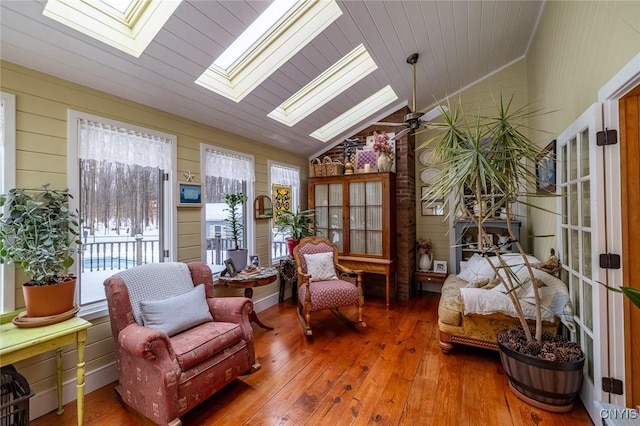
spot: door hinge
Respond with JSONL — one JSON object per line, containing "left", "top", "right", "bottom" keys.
{"left": 599, "top": 253, "right": 621, "bottom": 269}
{"left": 602, "top": 377, "right": 624, "bottom": 395}
{"left": 596, "top": 129, "right": 618, "bottom": 146}
{"left": 163, "top": 173, "right": 169, "bottom": 181}
{"left": 163, "top": 249, "right": 169, "bottom": 258}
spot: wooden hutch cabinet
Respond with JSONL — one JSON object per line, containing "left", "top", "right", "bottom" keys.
{"left": 308, "top": 172, "right": 397, "bottom": 305}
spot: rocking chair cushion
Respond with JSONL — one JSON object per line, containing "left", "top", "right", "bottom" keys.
{"left": 304, "top": 252, "right": 338, "bottom": 282}
{"left": 299, "top": 280, "right": 359, "bottom": 311}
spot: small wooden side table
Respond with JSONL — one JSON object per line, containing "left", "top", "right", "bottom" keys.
{"left": 218, "top": 267, "right": 278, "bottom": 330}
{"left": 414, "top": 270, "right": 447, "bottom": 294}
{"left": 0, "top": 314, "right": 91, "bottom": 425}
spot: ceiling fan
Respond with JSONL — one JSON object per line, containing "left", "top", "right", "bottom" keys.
{"left": 373, "top": 52, "right": 446, "bottom": 140}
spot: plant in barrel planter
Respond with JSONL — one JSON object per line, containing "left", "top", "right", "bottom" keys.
{"left": 0, "top": 185, "right": 82, "bottom": 322}
{"left": 423, "top": 94, "right": 585, "bottom": 412}
{"left": 274, "top": 208, "right": 316, "bottom": 257}
{"left": 223, "top": 192, "right": 248, "bottom": 271}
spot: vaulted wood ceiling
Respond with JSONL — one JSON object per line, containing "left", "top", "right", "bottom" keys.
{"left": 0, "top": 1, "right": 544, "bottom": 158}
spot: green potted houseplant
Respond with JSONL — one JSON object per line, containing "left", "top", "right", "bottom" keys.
{"left": 223, "top": 192, "right": 248, "bottom": 270}
{"left": 275, "top": 208, "right": 316, "bottom": 257}
{"left": 423, "top": 94, "right": 584, "bottom": 411}
{"left": 0, "top": 185, "right": 82, "bottom": 319}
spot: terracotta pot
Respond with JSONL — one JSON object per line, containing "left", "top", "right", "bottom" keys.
{"left": 23, "top": 277, "right": 76, "bottom": 318}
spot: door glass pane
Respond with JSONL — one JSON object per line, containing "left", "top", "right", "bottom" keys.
{"left": 582, "top": 181, "right": 591, "bottom": 227}
{"left": 316, "top": 207, "right": 328, "bottom": 228}
{"left": 571, "top": 229, "right": 579, "bottom": 270}
{"left": 350, "top": 206, "right": 365, "bottom": 230}
{"left": 329, "top": 206, "right": 342, "bottom": 229}
{"left": 367, "top": 230, "right": 382, "bottom": 255}
{"left": 583, "top": 280, "right": 593, "bottom": 330}
{"left": 350, "top": 182, "right": 364, "bottom": 205}
{"left": 582, "top": 231, "right": 592, "bottom": 279}
{"left": 585, "top": 333, "right": 594, "bottom": 382}
{"left": 366, "top": 206, "right": 382, "bottom": 230}
{"left": 350, "top": 230, "right": 365, "bottom": 253}
{"left": 580, "top": 129, "right": 590, "bottom": 178}
{"left": 570, "top": 183, "right": 578, "bottom": 225}
{"left": 315, "top": 185, "right": 328, "bottom": 206}
{"left": 560, "top": 144, "right": 567, "bottom": 183}
{"left": 571, "top": 273, "right": 580, "bottom": 318}
{"left": 329, "top": 183, "right": 342, "bottom": 205}
{"left": 562, "top": 228, "right": 568, "bottom": 265}
{"left": 329, "top": 230, "right": 343, "bottom": 252}
{"left": 569, "top": 137, "right": 577, "bottom": 180}
{"left": 562, "top": 186, "right": 568, "bottom": 224}
{"left": 366, "top": 181, "right": 382, "bottom": 205}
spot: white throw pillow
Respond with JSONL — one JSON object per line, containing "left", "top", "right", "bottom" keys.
{"left": 457, "top": 254, "right": 495, "bottom": 282}
{"left": 304, "top": 252, "right": 338, "bottom": 282}
{"left": 140, "top": 284, "right": 213, "bottom": 336}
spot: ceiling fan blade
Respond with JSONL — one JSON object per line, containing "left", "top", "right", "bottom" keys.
{"left": 372, "top": 121, "right": 407, "bottom": 127}
{"left": 391, "top": 127, "right": 413, "bottom": 140}
{"left": 418, "top": 105, "right": 449, "bottom": 122}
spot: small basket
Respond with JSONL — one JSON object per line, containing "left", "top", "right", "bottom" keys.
{"left": 320, "top": 156, "right": 332, "bottom": 176}
{"left": 312, "top": 158, "right": 324, "bottom": 177}
{"left": 1, "top": 365, "right": 34, "bottom": 426}
{"left": 327, "top": 159, "right": 343, "bottom": 176}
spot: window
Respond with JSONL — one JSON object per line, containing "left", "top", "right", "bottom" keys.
{"left": 68, "top": 111, "right": 176, "bottom": 317}
{"left": 1, "top": 92, "right": 16, "bottom": 313}
{"left": 269, "top": 162, "right": 300, "bottom": 262}
{"left": 202, "top": 146, "right": 254, "bottom": 268}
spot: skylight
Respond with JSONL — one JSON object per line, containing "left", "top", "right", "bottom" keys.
{"left": 310, "top": 85, "right": 399, "bottom": 143}
{"left": 268, "top": 44, "right": 377, "bottom": 127}
{"left": 195, "top": 0, "right": 342, "bottom": 103}
{"left": 214, "top": 0, "right": 297, "bottom": 71}
{"left": 42, "top": 0, "right": 181, "bottom": 58}
{"left": 100, "top": 0, "right": 134, "bottom": 15}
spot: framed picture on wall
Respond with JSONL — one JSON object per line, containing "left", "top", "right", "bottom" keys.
{"left": 536, "top": 140, "right": 556, "bottom": 193}
{"left": 178, "top": 182, "right": 202, "bottom": 206}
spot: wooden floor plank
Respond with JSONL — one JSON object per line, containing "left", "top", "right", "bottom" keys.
{"left": 30, "top": 294, "right": 594, "bottom": 426}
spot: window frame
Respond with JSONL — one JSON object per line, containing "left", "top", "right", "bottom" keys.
{"left": 68, "top": 109, "right": 177, "bottom": 319}
{"left": 1, "top": 92, "right": 16, "bottom": 313}
{"left": 268, "top": 161, "right": 300, "bottom": 263}
{"left": 200, "top": 144, "right": 255, "bottom": 268}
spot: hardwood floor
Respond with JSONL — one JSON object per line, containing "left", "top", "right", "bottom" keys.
{"left": 31, "top": 293, "right": 593, "bottom": 425}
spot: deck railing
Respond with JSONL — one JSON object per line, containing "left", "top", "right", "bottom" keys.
{"left": 81, "top": 237, "right": 291, "bottom": 272}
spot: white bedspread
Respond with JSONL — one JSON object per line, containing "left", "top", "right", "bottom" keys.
{"left": 459, "top": 267, "right": 575, "bottom": 331}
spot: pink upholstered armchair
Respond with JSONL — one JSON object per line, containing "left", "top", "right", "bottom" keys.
{"left": 293, "top": 237, "right": 365, "bottom": 336}
{"left": 104, "top": 262, "right": 259, "bottom": 425}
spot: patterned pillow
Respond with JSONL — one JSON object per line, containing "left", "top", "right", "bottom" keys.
{"left": 304, "top": 252, "right": 338, "bottom": 282}
{"left": 140, "top": 284, "right": 212, "bottom": 336}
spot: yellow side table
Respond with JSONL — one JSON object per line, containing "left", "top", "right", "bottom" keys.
{"left": 0, "top": 313, "right": 91, "bottom": 425}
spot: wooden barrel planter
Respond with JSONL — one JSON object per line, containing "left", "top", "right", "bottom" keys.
{"left": 498, "top": 340, "right": 584, "bottom": 412}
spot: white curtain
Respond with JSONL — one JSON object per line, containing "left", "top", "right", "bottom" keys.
{"left": 206, "top": 148, "right": 253, "bottom": 182}
{"left": 78, "top": 119, "right": 172, "bottom": 169}
{"left": 271, "top": 164, "right": 299, "bottom": 188}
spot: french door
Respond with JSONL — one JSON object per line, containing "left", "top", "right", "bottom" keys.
{"left": 556, "top": 103, "right": 617, "bottom": 421}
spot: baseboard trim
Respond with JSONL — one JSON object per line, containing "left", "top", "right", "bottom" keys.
{"left": 29, "top": 362, "right": 118, "bottom": 420}
{"left": 30, "top": 289, "right": 287, "bottom": 421}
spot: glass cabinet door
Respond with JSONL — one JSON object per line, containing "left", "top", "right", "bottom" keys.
{"left": 349, "top": 181, "right": 383, "bottom": 255}
{"left": 315, "top": 183, "right": 343, "bottom": 251}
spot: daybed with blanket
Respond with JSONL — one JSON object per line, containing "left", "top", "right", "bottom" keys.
{"left": 437, "top": 253, "right": 574, "bottom": 353}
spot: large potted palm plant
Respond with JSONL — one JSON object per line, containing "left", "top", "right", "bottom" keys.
{"left": 424, "top": 94, "right": 584, "bottom": 412}
{"left": 0, "top": 185, "right": 81, "bottom": 320}
{"left": 223, "top": 192, "right": 248, "bottom": 270}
